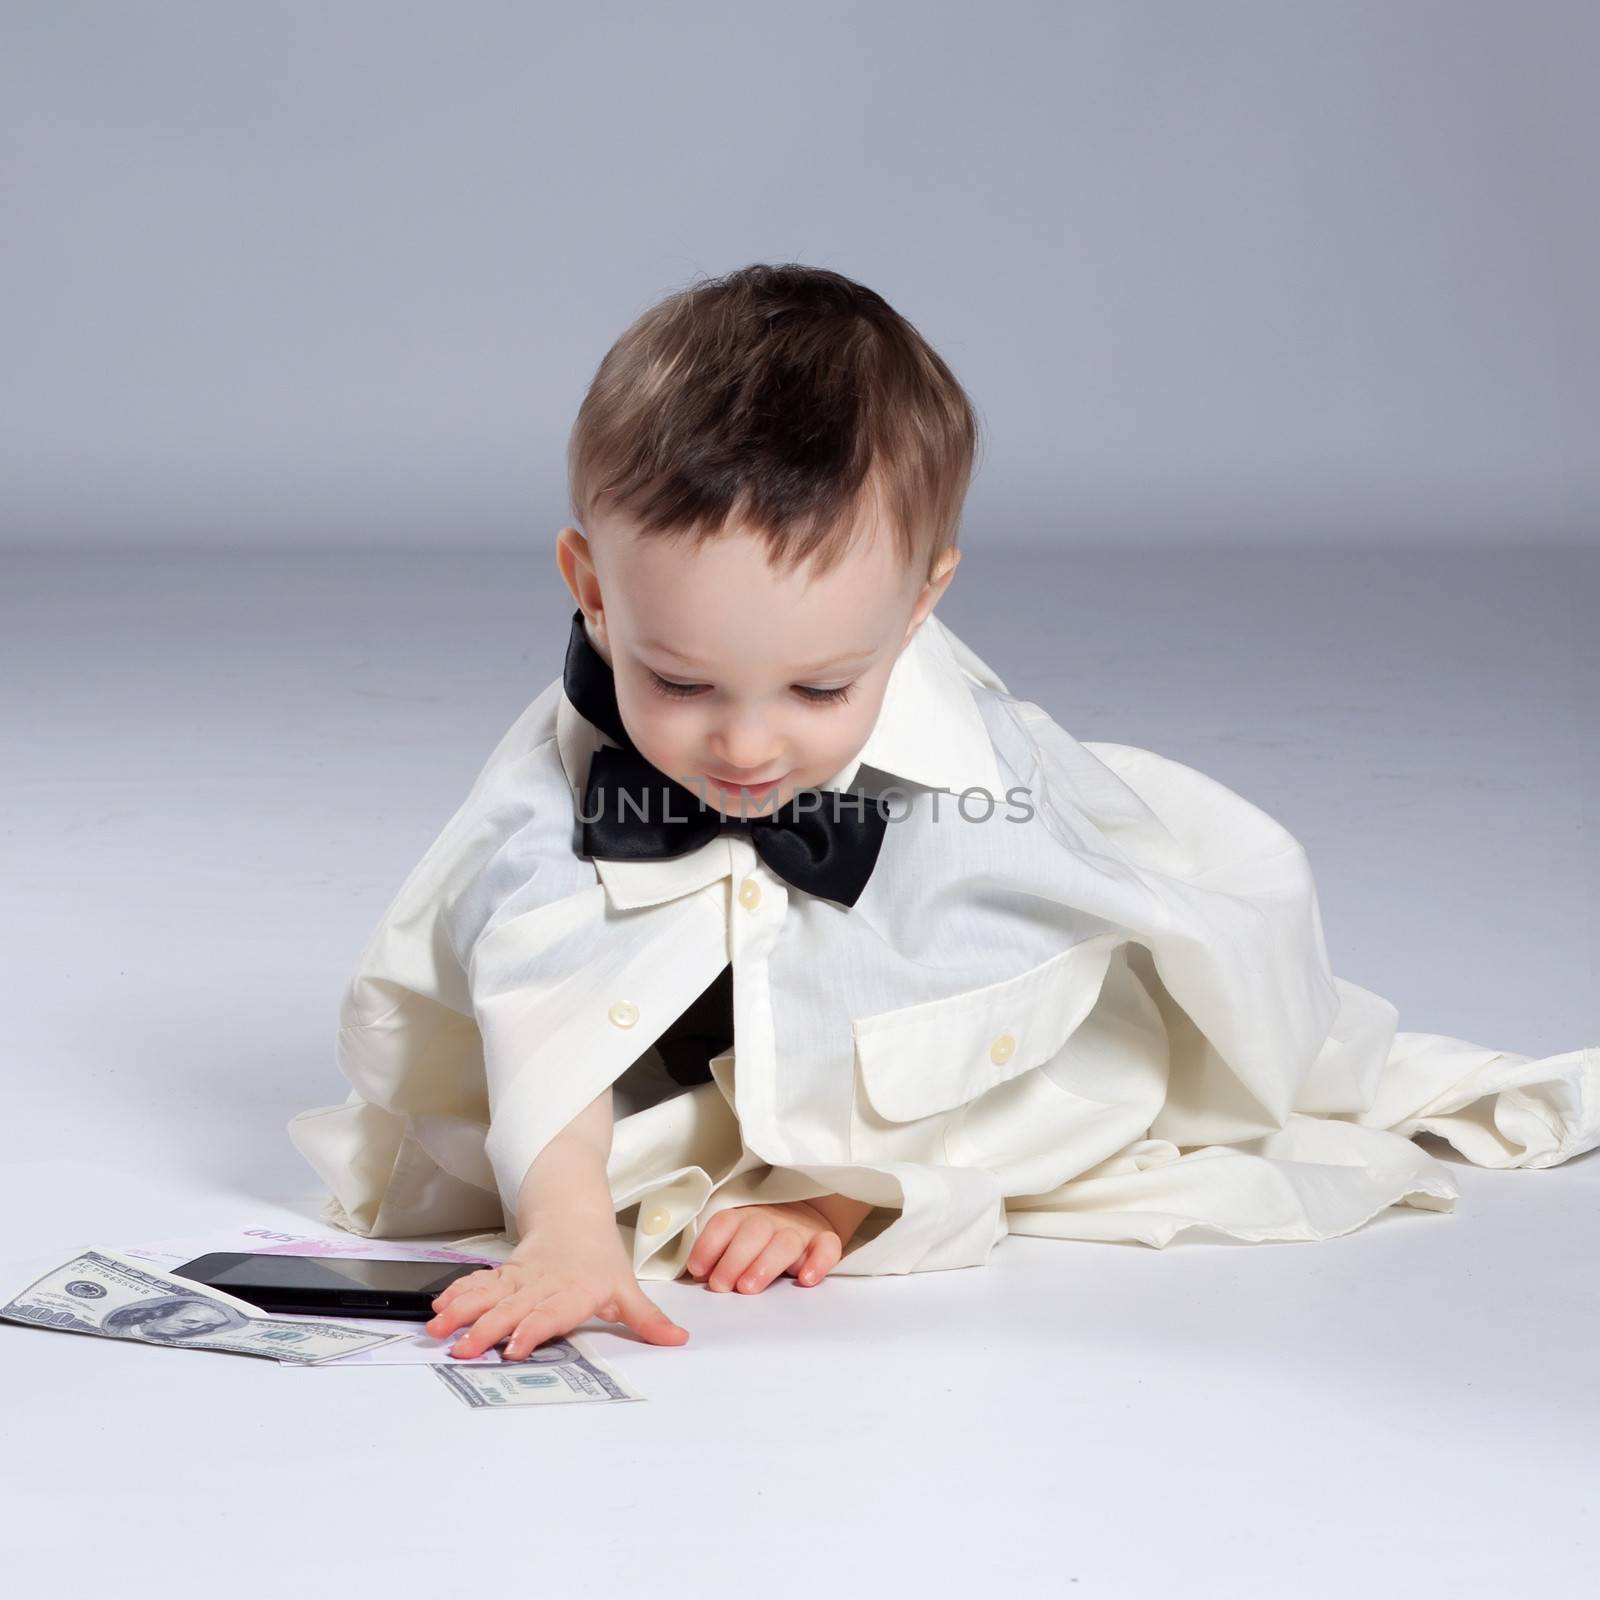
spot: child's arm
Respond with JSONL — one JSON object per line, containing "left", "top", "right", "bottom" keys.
{"left": 510, "top": 1082, "right": 619, "bottom": 1239}
{"left": 425, "top": 1085, "right": 692, "bottom": 1357}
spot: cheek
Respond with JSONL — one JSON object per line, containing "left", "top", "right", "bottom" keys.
{"left": 765, "top": 707, "right": 869, "bottom": 775}
{"left": 786, "top": 701, "right": 879, "bottom": 774}
{"left": 830, "top": 700, "right": 880, "bottom": 756}
{"left": 631, "top": 720, "right": 695, "bottom": 778}
{"left": 610, "top": 683, "right": 676, "bottom": 761}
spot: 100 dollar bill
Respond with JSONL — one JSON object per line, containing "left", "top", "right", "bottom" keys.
{"left": 432, "top": 1336, "right": 644, "bottom": 1408}
{"left": 0, "top": 1249, "right": 412, "bottom": 1365}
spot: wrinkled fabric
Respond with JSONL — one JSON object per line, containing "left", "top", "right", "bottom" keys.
{"left": 287, "top": 611, "right": 1599, "bottom": 1277}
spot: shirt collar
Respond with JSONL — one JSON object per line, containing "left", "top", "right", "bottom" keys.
{"left": 839, "top": 610, "right": 1007, "bottom": 798}
{"left": 553, "top": 606, "right": 1007, "bottom": 909}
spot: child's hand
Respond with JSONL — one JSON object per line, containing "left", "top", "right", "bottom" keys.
{"left": 685, "top": 1199, "right": 847, "bottom": 1293}
{"left": 425, "top": 1219, "right": 690, "bottom": 1359}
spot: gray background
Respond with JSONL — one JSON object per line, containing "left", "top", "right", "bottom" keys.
{"left": 3, "top": 0, "right": 1597, "bottom": 548}
{"left": 3, "top": 6, "right": 1596, "bottom": 1598}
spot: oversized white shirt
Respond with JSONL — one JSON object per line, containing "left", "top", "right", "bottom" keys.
{"left": 287, "top": 611, "right": 1600, "bottom": 1278}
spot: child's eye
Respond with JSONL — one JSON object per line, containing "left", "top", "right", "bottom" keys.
{"left": 793, "top": 683, "right": 855, "bottom": 706}
{"left": 646, "top": 672, "right": 854, "bottom": 707}
{"left": 647, "top": 672, "right": 707, "bottom": 701}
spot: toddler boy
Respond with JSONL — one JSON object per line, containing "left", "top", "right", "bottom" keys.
{"left": 290, "top": 263, "right": 1599, "bottom": 1363}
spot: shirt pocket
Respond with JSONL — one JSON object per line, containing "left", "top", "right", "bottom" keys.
{"left": 848, "top": 932, "right": 1124, "bottom": 1164}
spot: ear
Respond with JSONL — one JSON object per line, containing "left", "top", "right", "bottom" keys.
{"left": 905, "top": 548, "right": 961, "bottom": 637}
{"left": 555, "top": 527, "right": 608, "bottom": 648}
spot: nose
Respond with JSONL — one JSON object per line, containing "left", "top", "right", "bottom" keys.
{"left": 709, "top": 711, "right": 780, "bottom": 776}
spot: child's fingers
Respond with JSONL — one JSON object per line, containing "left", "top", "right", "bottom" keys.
{"left": 435, "top": 1267, "right": 498, "bottom": 1301}
{"left": 685, "top": 1210, "right": 739, "bottom": 1279}
{"left": 430, "top": 1267, "right": 503, "bottom": 1316}
{"left": 734, "top": 1229, "right": 808, "bottom": 1294}
{"left": 501, "top": 1294, "right": 590, "bottom": 1360}
{"left": 701, "top": 1219, "right": 764, "bottom": 1292}
{"left": 795, "top": 1231, "right": 842, "bottom": 1286}
{"left": 446, "top": 1296, "right": 537, "bottom": 1360}
{"left": 425, "top": 1289, "right": 496, "bottom": 1336}
{"left": 429, "top": 1292, "right": 517, "bottom": 1346}
{"left": 709, "top": 1219, "right": 782, "bottom": 1293}
{"left": 425, "top": 1279, "right": 526, "bottom": 1339}
{"left": 615, "top": 1283, "right": 690, "bottom": 1346}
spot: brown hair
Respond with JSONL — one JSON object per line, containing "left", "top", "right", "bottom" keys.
{"left": 566, "top": 263, "right": 983, "bottom": 583}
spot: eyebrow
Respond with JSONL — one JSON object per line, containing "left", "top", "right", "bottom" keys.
{"left": 640, "top": 639, "right": 878, "bottom": 677}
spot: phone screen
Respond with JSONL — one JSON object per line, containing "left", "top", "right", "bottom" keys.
{"left": 190, "top": 1253, "right": 481, "bottom": 1295}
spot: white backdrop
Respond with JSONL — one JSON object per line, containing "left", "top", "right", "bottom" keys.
{"left": 2, "top": 0, "right": 1597, "bottom": 550}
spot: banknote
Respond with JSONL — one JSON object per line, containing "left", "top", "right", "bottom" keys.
{"left": 0, "top": 1249, "right": 413, "bottom": 1365}
{"left": 432, "top": 1336, "right": 645, "bottom": 1408}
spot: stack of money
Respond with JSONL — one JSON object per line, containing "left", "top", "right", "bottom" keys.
{"left": 0, "top": 1246, "right": 645, "bottom": 1408}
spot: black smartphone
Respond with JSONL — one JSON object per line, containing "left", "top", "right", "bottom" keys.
{"left": 170, "top": 1251, "right": 492, "bottom": 1321}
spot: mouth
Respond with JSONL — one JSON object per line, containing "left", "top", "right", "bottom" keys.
{"left": 706, "top": 771, "right": 787, "bottom": 799}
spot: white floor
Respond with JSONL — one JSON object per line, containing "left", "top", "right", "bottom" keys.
{"left": 3, "top": 543, "right": 1596, "bottom": 1598}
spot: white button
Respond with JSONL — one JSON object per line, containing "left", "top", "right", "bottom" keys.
{"left": 608, "top": 1000, "right": 639, "bottom": 1029}
{"left": 640, "top": 1205, "right": 672, "bottom": 1235}
{"left": 989, "top": 1032, "right": 1016, "bottom": 1066}
{"left": 737, "top": 877, "right": 762, "bottom": 910}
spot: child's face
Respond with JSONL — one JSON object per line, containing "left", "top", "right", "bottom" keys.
{"left": 557, "top": 504, "right": 958, "bottom": 817}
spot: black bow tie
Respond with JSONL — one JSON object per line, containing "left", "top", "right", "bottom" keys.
{"left": 561, "top": 609, "right": 889, "bottom": 909}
